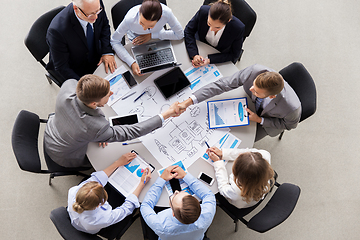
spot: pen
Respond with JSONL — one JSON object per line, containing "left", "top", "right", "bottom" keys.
{"left": 134, "top": 91, "right": 148, "bottom": 102}
{"left": 205, "top": 141, "right": 210, "bottom": 148}
{"left": 121, "top": 91, "right": 136, "bottom": 100}
{"left": 122, "top": 140, "right": 142, "bottom": 145}
{"left": 144, "top": 169, "right": 148, "bottom": 184}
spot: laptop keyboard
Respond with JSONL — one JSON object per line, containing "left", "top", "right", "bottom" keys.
{"left": 136, "top": 48, "right": 174, "bottom": 69}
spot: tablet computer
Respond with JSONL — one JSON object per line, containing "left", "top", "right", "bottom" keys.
{"left": 109, "top": 114, "right": 139, "bottom": 126}
{"left": 154, "top": 67, "right": 190, "bottom": 99}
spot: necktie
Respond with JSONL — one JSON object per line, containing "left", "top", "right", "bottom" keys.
{"left": 86, "top": 23, "right": 94, "bottom": 61}
{"left": 255, "top": 97, "right": 264, "bottom": 115}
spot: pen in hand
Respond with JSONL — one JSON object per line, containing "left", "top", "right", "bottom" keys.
{"left": 205, "top": 141, "right": 210, "bottom": 148}
{"left": 144, "top": 169, "right": 148, "bottom": 184}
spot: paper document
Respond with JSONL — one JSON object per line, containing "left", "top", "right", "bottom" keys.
{"left": 202, "top": 132, "right": 241, "bottom": 166}
{"left": 108, "top": 152, "right": 154, "bottom": 197}
{"left": 207, "top": 97, "right": 249, "bottom": 129}
{"left": 104, "top": 65, "right": 131, "bottom": 106}
{"left": 158, "top": 161, "right": 194, "bottom": 196}
{"left": 184, "top": 64, "right": 223, "bottom": 92}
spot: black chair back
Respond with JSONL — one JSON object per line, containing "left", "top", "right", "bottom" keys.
{"left": 50, "top": 207, "right": 102, "bottom": 240}
{"left": 24, "top": 6, "right": 65, "bottom": 67}
{"left": 279, "top": 62, "right": 317, "bottom": 122}
{"left": 203, "top": 0, "right": 256, "bottom": 40}
{"left": 12, "top": 110, "right": 45, "bottom": 173}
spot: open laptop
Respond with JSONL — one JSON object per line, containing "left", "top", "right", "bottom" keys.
{"left": 131, "top": 40, "right": 177, "bottom": 74}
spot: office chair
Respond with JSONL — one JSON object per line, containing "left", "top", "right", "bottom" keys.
{"left": 24, "top": 6, "right": 65, "bottom": 87}
{"left": 203, "top": 0, "right": 257, "bottom": 61}
{"left": 11, "top": 110, "right": 90, "bottom": 185}
{"left": 50, "top": 206, "right": 140, "bottom": 240}
{"left": 278, "top": 62, "right": 317, "bottom": 140}
{"left": 111, "top": 0, "right": 167, "bottom": 45}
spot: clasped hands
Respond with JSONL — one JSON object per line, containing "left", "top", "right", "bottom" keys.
{"left": 192, "top": 55, "right": 210, "bottom": 68}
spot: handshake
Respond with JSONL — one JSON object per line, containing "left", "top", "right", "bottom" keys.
{"left": 160, "top": 98, "right": 194, "bottom": 120}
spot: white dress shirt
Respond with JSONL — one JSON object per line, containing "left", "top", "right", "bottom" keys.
{"left": 205, "top": 26, "right": 225, "bottom": 47}
{"left": 67, "top": 171, "right": 140, "bottom": 234}
{"left": 213, "top": 148, "right": 271, "bottom": 209}
{"left": 110, "top": 3, "right": 184, "bottom": 67}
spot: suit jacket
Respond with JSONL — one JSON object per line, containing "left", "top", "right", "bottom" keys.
{"left": 44, "top": 79, "right": 163, "bottom": 168}
{"left": 184, "top": 5, "right": 245, "bottom": 64}
{"left": 46, "top": 1, "right": 113, "bottom": 81}
{"left": 193, "top": 64, "right": 301, "bottom": 137}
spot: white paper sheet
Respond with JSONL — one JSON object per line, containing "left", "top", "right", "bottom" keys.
{"left": 184, "top": 64, "right": 223, "bottom": 92}
{"left": 104, "top": 65, "right": 131, "bottom": 106}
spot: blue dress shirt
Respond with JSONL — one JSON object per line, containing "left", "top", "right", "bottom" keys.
{"left": 140, "top": 173, "right": 216, "bottom": 240}
{"left": 67, "top": 171, "right": 140, "bottom": 234}
{"left": 110, "top": 3, "right": 184, "bottom": 67}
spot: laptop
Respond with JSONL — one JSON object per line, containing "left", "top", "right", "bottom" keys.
{"left": 131, "top": 40, "right": 177, "bottom": 74}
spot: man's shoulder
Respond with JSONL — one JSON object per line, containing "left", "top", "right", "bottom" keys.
{"left": 48, "top": 4, "right": 72, "bottom": 33}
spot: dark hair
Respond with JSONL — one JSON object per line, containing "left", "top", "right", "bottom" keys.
{"left": 232, "top": 152, "right": 274, "bottom": 203}
{"left": 140, "top": 0, "right": 162, "bottom": 21}
{"left": 254, "top": 72, "right": 284, "bottom": 96}
{"left": 173, "top": 195, "right": 201, "bottom": 224}
{"left": 76, "top": 74, "right": 110, "bottom": 105}
{"left": 209, "top": 0, "right": 232, "bottom": 24}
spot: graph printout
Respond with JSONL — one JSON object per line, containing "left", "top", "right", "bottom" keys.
{"left": 108, "top": 154, "right": 154, "bottom": 197}
{"left": 207, "top": 97, "right": 249, "bottom": 129}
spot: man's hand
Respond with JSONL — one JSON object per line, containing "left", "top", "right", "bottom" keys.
{"left": 131, "top": 62, "right": 142, "bottom": 76}
{"left": 116, "top": 152, "right": 137, "bottom": 166}
{"left": 246, "top": 108, "right": 262, "bottom": 123}
{"left": 172, "top": 166, "right": 187, "bottom": 179}
{"left": 160, "top": 165, "right": 178, "bottom": 181}
{"left": 98, "top": 142, "right": 108, "bottom": 148}
{"left": 161, "top": 101, "right": 186, "bottom": 120}
{"left": 98, "top": 55, "right": 117, "bottom": 74}
{"left": 133, "top": 34, "right": 151, "bottom": 45}
{"left": 178, "top": 98, "right": 194, "bottom": 110}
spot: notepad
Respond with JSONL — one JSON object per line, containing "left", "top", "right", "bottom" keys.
{"left": 207, "top": 97, "right": 249, "bottom": 129}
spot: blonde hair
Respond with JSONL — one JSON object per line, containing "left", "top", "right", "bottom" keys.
{"left": 232, "top": 152, "right": 274, "bottom": 203}
{"left": 76, "top": 74, "right": 110, "bottom": 105}
{"left": 72, "top": 181, "right": 108, "bottom": 214}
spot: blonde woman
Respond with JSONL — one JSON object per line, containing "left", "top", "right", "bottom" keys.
{"left": 207, "top": 147, "right": 274, "bottom": 208}
{"left": 67, "top": 152, "right": 151, "bottom": 234}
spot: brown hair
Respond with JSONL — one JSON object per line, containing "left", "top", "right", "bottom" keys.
{"left": 72, "top": 181, "right": 108, "bottom": 214}
{"left": 209, "top": 0, "right": 232, "bottom": 24}
{"left": 173, "top": 195, "right": 201, "bottom": 224}
{"left": 232, "top": 152, "right": 274, "bottom": 203}
{"left": 254, "top": 72, "right": 284, "bottom": 96}
{"left": 140, "top": 0, "right": 162, "bottom": 21}
{"left": 76, "top": 74, "right": 110, "bottom": 105}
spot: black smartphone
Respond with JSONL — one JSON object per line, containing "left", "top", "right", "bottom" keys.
{"left": 198, "top": 172, "right": 214, "bottom": 186}
{"left": 122, "top": 71, "right": 137, "bottom": 88}
{"left": 169, "top": 178, "right": 182, "bottom": 192}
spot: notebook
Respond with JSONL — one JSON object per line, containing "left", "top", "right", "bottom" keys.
{"left": 131, "top": 40, "right": 177, "bottom": 74}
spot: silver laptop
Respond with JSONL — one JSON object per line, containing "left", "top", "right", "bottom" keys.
{"left": 131, "top": 40, "right": 177, "bottom": 74}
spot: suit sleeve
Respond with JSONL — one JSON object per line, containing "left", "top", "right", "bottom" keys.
{"left": 93, "top": 115, "right": 163, "bottom": 142}
{"left": 98, "top": 0, "right": 113, "bottom": 55}
{"left": 47, "top": 27, "right": 80, "bottom": 80}
{"left": 184, "top": 9, "right": 201, "bottom": 59}
{"left": 207, "top": 22, "right": 245, "bottom": 64}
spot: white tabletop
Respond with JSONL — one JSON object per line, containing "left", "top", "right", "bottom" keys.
{"left": 87, "top": 39, "right": 256, "bottom": 206}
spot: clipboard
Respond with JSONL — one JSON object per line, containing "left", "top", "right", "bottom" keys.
{"left": 207, "top": 97, "right": 249, "bottom": 129}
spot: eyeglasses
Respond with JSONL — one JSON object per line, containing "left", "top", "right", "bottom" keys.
{"left": 78, "top": 6, "right": 103, "bottom": 18}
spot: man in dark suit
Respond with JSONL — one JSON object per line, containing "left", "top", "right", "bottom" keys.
{"left": 46, "top": 0, "right": 116, "bottom": 84}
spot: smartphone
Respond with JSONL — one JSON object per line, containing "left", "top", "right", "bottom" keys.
{"left": 122, "top": 71, "right": 137, "bottom": 88}
{"left": 198, "top": 172, "right": 214, "bottom": 186}
{"left": 169, "top": 178, "right": 182, "bottom": 192}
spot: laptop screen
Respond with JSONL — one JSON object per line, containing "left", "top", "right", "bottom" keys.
{"left": 154, "top": 67, "right": 190, "bottom": 99}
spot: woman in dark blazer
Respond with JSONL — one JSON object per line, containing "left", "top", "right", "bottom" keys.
{"left": 184, "top": 0, "right": 245, "bottom": 66}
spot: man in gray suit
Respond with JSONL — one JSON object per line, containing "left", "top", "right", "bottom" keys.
{"left": 44, "top": 74, "right": 183, "bottom": 168}
{"left": 179, "top": 64, "right": 301, "bottom": 141}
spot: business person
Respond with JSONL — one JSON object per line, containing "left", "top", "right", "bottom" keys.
{"left": 184, "top": 0, "right": 245, "bottom": 66}
{"left": 44, "top": 74, "right": 184, "bottom": 168}
{"left": 68, "top": 152, "right": 151, "bottom": 234}
{"left": 179, "top": 64, "right": 301, "bottom": 141}
{"left": 207, "top": 147, "right": 274, "bottom": 209}
{"left": 46, "top": 0, "right": 117, "bottom": 84}
{"left": 111, "top": 0, "right": 184, "bottom": 76}
{"left": 140, "top": 166, "right": 216, "bottom": 240}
